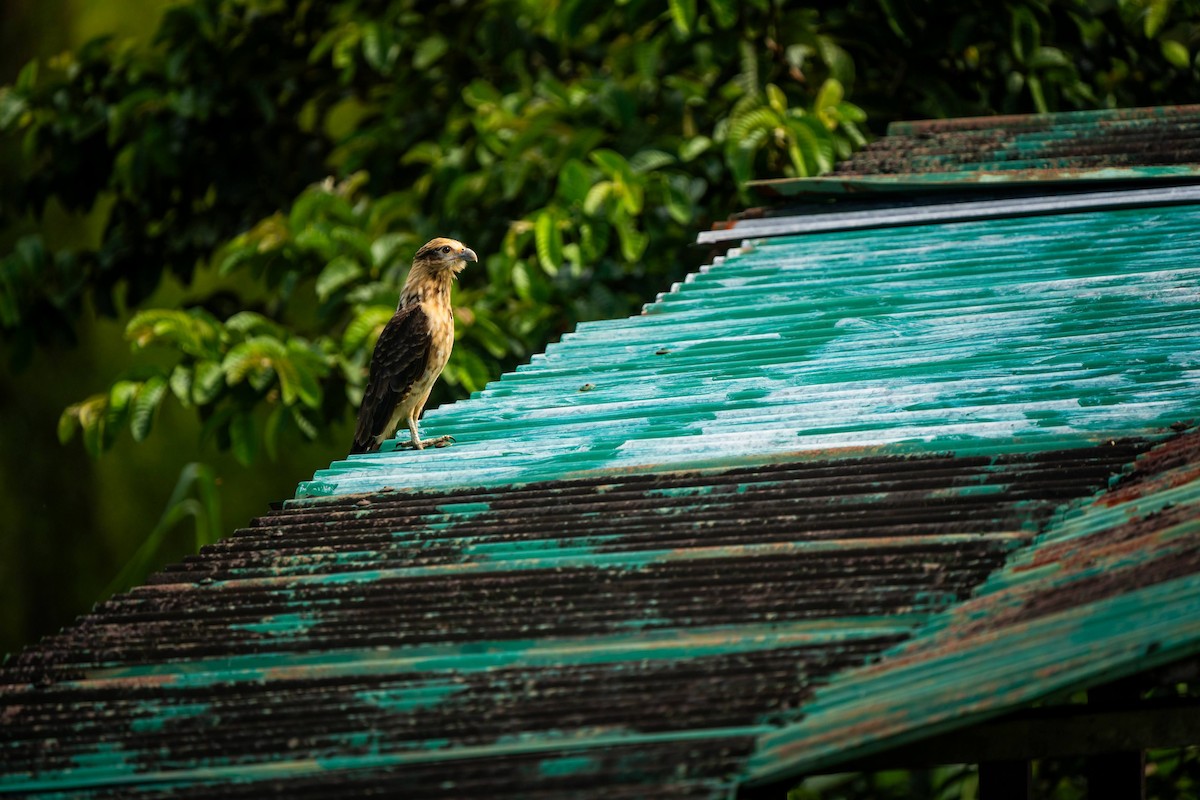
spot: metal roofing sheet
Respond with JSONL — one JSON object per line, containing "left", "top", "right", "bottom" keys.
{"left": 744, "top": 430, "right": 1200, "bottom": 787}
{"left": 698, "top": 185, "right": 1200, "bottom": 244}
{"left": 0, "top": 441, "right": 1156, "bottom": 797}
{"left": 304, "top": 202, "right": 1200, "bottom": 499}
{"left": 4, "top": 173, "right": 1200, "bottom": 797}
{"left": 752, "top": 105, "right": 1200, "bottom": 196}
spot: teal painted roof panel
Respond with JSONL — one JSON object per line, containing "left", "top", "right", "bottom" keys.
{"left": 303, "top": 203, "right": 1200, "bottom": 499}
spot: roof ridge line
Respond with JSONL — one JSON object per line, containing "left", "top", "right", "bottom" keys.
{"left": 699, "top": 184, "right": 1200, "bottom": 244}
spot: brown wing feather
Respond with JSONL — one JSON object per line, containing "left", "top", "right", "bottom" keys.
{"left": 350, "top": 305, "right": 433, "bottom": 454}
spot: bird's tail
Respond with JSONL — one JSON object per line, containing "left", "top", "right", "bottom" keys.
{"left": 349, "top": 437, "right": 377, "bottom": 456}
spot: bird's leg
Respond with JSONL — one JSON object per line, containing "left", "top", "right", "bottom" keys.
{"left": 396, "top": 418, "right": 424, "bottom": 450}
{"left": 396, "top": 416, "right": 455, "bottom": 450}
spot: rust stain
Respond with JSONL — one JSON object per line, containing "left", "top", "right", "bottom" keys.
{"left": 1099, "top": 430, "right": 1200, "bottom": 507}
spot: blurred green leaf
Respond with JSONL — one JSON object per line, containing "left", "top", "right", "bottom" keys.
{"left": 229, "top": 412, "right": 257, "bottom": 466}
{"left": 1161, "top": 39, "right": 1190, "bottom": 68}
{"left": 629, "top": 149, "right": 675, "bottom": 174}
{"left": 1144, "top": 0, "right": 1171, "bottom": 38}
{"left": 131, "top": 375, "right": 168, "bottom": 442}
{"left": 169, "top": 365, "right": 194, "bottom": 408}
{"left": 0, "top": 88, "right": 26, "bottom": 130}
{"left": 344, "top": 305, "right": 395, "bottom": 355}
{"left": 316, "top": 255, "right": 364, "bottom": 301}
{"left": 102, "top": 463, "right": 222, "bottom": 597}
{"left": 707, "top": 0, "right": 737, "bottom": 29}
{"left": 614, "top": 214, "right": 648, "bottom": 262}
{"left": 225, "top": 312, "right": 286, "bottom": 340}
{"left": 679, "top": 136, "right": 712, "bottom": 162}
{"left": 1029, "top": 46, "right": 1072, "bottom": 70}
{"left": 192, "top": 360, "right": 224, "bottom": 405}
{"left": 127, "top": 309, "right": 223, "bottom": 360}
{"left": 668, "top": 0, "right": 697, "bottom": 35}
{"left": 57, "top": 406, "right": 79, "bottom": 446}
{"left": 534, "top": 211, "right": 564, "bottom": 276}
{"left": 1011, "top": 6, "right": 1041, "bottom": 64}
{"left": 558, "top": 159, "right": 593, "bottom": 205}
{"left": 413, "top": 35, "right": 448, "bottom": 69}
{"left": 105, "top": 380, "right": 140, "bottom": 448}
{"left": 662, "top": 175, "right": 693, "bottom": 224}
{"left": 766, "top": 84, "right": 788, "bottom": 114}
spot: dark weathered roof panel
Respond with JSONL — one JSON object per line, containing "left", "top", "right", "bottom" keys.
{"left": 745, "top": 431, "right": 1200, "bottom": 787}
{"left": 753, "top": 105, "right": 1200, "bottom": 195}
{"left": 1, "top": 443, "right": 1152, "bottom": 797}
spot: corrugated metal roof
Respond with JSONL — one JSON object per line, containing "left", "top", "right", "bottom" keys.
{"left": 305, "top": 202, "right": 1200, "bottom": 498}
{"left": 5, "top": 141, "right": 1200, "bottom": 795}
{"left": 753, "top": 105, "right": 1200, "bottom": 196}
{"left": 0, "top": 441, "right": 1160, "bottom": 797}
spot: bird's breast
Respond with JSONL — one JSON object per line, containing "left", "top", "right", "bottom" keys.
{"left": 421, "top": 300, "right": 455, "bottom": 372}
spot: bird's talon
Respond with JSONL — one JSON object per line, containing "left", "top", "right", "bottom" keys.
{"left": 396, "top": 435, "right": 454, "bottom": 451}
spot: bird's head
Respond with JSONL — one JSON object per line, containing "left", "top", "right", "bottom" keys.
{"left": 413, "top": 237, "right": 478, "bottom": 278}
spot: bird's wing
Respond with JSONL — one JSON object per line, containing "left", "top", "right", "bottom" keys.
{"left": 351, "top": 305, "right": 434, "bottom": 453}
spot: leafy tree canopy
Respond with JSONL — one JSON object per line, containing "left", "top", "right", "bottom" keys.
{"left": 1, "top": 0, "right": 1197, "bottom": 467}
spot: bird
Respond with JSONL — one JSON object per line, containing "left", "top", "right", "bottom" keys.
{"left": 350, "top": 237, "right": 477, "bottom": 454}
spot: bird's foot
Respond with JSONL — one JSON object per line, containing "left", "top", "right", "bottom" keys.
{"left": 397, "top": 435, "right": 456, "bottom": 450}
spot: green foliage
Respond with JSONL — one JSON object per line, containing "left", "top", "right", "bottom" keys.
{"left": 866, "top": 0, "right": 1200, "bottom": 117}
{"left": 100, "top": 462, "right": 221, "bottom": 597}
{"left": 5, "top": 0, "right": 1200, "bottom": 467}
{"left": 790, "top": 766, "right": 977, "bottom": 800}
{"left": 60, "top": 296, "right": 333, "bottom": 465}
{"left": 3, "top": 0, "right": 871, "bottom": 462}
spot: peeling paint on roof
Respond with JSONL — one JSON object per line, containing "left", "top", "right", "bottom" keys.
{"left": 303, "top": 202, "right": 1200, "bottom": 499}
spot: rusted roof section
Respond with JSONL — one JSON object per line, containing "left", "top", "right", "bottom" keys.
{"left": 305, "top": 202, "right": 1200, "bottom": 499}
{"left": 0, "top": 441, "right": 1155, "bottom": 797}
{"left": 753, "top": 105, "right": 1200, "bottom": 196}
{"left": 745, "top": 429, "right": 1200, "bottom": 788}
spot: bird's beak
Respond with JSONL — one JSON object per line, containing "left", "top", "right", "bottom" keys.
{"left": 460, "top": 248, "right": 478, "bottom": 263}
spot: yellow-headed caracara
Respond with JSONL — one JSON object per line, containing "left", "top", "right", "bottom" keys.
{"left": 350, "top": 238, "right": 477, "bottom": 454}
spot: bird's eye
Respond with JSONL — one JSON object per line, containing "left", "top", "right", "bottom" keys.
{"left": 441, "top": 246, "right": 451, "bottom": 253}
